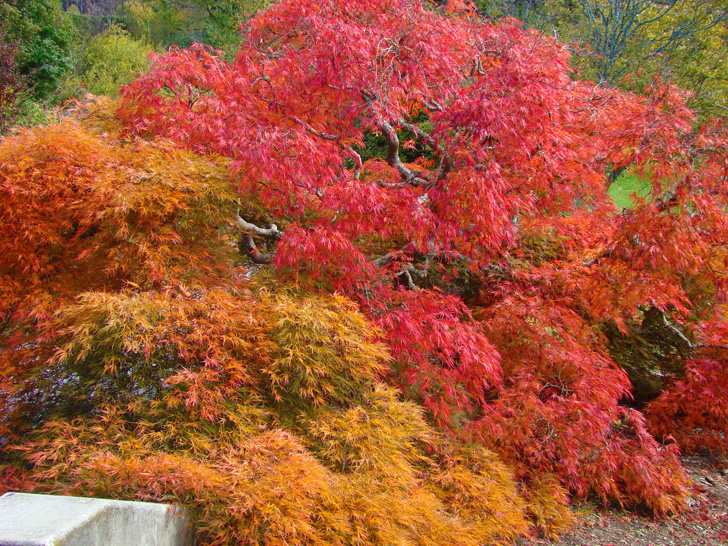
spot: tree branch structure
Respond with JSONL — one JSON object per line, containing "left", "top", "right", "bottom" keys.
{"left": 236, "top": 212, "right": 283, "bottom": 264}
{"left": 379, "top": 120, "right": 431, "bottom": 187}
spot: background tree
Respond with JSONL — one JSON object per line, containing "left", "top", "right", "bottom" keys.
{"left": 0, "top": 0, "right": 74, "bottom": 100}
{"left": 576, "top": 0, "right": 724, "bottom": 81}
{"left": 72, "top": 25, "right": 155, "bottom": 96}
{"left": 476, "top": 0, "right": 548, "bottom": 24}
{"left": 0, "top": 29, "right": 30, "bottom": 134}
{"left": 639, "top": 0, "right": 728, "bottom": 120}
{"left": 474, "top": 0, "right": 728, "bottom": 120}
{"left": 65, "top": 0, "right": 269, "bottom": 53}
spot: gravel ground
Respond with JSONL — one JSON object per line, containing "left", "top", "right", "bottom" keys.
{"left": 518, "top": 456, "right": 728, "bottom": 546}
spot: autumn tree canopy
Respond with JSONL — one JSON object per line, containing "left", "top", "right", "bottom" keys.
{"left": 2, "top": 0, "right": 728, "bottom": 543}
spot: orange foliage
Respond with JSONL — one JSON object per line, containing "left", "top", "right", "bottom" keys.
{"left": 4, "top": 288, "right": 528, "bottom": 545}
{"left": 0, "top": 105, "right": 240, "bottom": 436}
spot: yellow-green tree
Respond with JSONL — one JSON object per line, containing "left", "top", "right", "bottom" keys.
{"left": 74, "top": 25, "right": 155, "bottom": 96}
{"left": 540, "top": 0, "right": 724, "bottom": 82}
{"left": 638, "top": 0, "right": 728, "bottom": 120}
{"left": 117, "top": 0, "right": 271, "bottom": 54}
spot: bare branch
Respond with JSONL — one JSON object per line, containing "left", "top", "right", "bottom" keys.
{"left": 371, "top": 245, "right": 424, "bottom": 290}
{"left": 235, "top": 212, "right": 282, "bottom": 264}
{"left": 420, "top": 99, "right": 443, "bottom": 112}
{"left": 378, "top": 120, "right": 431, "bottom": 187}
{"left": 241, "top": 234, "right": 276, "bottom": 264}
{"left": 236, "top": 213, "right": 283, "bottom": 240}
{"left": 661, "top": 311, "right": 695, "bottom": 350}
{"left": 580, "top": 0, "right": 727, "bottom": 82}
{"left": 651, "top": 309, "right": 728, "bottom": 355}
{"left": 293, "top": 117, "right": 340, "bottom": 141}
{"left": 371, "top": 242, "right": 420, "bottom": 268}
{"left": 344, "top": 145, "right": 362, "bottom": 180}
{"left": 398, "top": 268, "right": 418, "bottom": 290}
{"left": 294, "top": 118, "right": 363, "bottom": 180}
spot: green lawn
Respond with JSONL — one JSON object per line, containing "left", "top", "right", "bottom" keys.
{"left": 608, "top": 169, "right": 652, "bottom": 209}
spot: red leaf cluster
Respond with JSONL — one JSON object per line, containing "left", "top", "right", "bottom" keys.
{"left": 112, "top": 0, "right": 728, "bottom": 513}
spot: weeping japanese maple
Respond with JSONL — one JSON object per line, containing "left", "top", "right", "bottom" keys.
{"left": 112, "top": 0, "right": 728, "bottom": 511}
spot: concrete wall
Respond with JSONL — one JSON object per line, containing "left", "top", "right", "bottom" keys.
{"left": 0, "top": 492, "right": 193, "bottom": 546}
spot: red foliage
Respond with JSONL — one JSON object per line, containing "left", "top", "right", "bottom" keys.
{"left": 647, "top": 325, "right": 728, "bottom": 455}
{"left": 111, "top": 0, "right": 728, "bottom": 511}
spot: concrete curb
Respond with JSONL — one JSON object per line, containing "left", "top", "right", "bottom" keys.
{"left": 0, "top": 492, "right": 193, "bottom": 546}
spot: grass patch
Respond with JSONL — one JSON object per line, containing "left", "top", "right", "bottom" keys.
{"left": 608, "top": 169, "right": 651, "bottom": 209}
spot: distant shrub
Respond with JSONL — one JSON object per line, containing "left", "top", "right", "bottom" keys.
{"left": 0, "top": 31, "right": 28, "bottom": 133}
{"left": 77, "top": 25, "right": 154, "bottom": 97}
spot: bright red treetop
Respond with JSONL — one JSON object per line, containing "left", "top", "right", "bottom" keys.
{"left": 116, "top": 0, "right": 728, "bottom": 509}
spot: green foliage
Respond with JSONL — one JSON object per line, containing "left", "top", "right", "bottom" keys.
{"left": 480, "top": 0, "right": 728, "bottom": 120}
{"left": 0, "top": 0, "right": 74, "bottom": 100}
{"left": 75, "top": 25, "right": 155, "bottom": 97}
{"left": 117, "top": 0, "right": 271, "bottom": 54}
{"left": 475, "top": 0, "right": 549, "bottom": 26}
{"left": 0, "top": 29, "right": 30, "bottom": 134}
{"left": 175, "top": 0, "right": 272, "bottom": 50}
{"left": 608, "top": 168, "right": 651, "bottom": 209}
{"left": 9, "top": 99, "right": 54, "bottom": 129}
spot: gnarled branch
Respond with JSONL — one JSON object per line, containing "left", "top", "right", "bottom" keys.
{"left": 241, "top": 234, "right": 276, "bottom": 264}
{"left": 236, "top": 212, "right": 283, "bottom": 264}
{"left": 236, "top": 213, "right": 283, "bottom": 240}
{"left": 294, "top": 118, "right": 362, "bottom": 180}
{"left": 379, "top": 120, "right": 431, "bottom": 187}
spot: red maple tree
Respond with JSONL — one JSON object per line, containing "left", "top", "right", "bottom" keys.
{"left": 115, "top": 0, "right": 728, "bottom": 508}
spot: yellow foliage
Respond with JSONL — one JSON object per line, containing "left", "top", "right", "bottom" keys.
{"left": 76, "top": 25, "right": 155, "bottom": 97}
{"left": 303, "top": 385, "right": 432, "bottom": 479}
{"left": 425, "top": 442, "right": 531, "bottom": 543}
{"left": 641, "top": 2, "right": 728, "bottom": 120}
{"left": 522, "top": 475, "right": 576, "bottom": 539}
{"left": 543, "top": 0, "right": 728, "bottom": 119}
{"left": 12, "top": 287, "right": 389, "bottom": 428}
{"left": 267, "top": 292, "right": 389, "bottom": 407}
{"left": 5, "top": 283, "right": 533, "bottom": 545}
